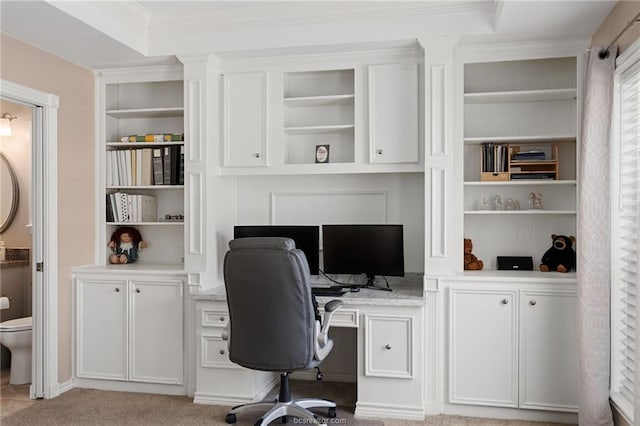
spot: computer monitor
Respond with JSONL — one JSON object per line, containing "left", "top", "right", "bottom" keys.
{"left": 322, "top": 224, "right": 404, "bottom": 290}
{"left": 233, "top": 225, "right": 320, "bottom": 275}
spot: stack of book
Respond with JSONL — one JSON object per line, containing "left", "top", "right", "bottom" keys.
{"left": 106, "top": 146, "right": 184, "bottom": 186}
{"left": 106, "top": 192, "right": 157, "bottom": 223}
{"left": 511, "top": 150, "right": 546, "bottom": 161}
{"left": 482, "top": 143, "right": 508, "bottom": 173}
{"left": 120, "top": 133, "right": 184, "bottom": 143}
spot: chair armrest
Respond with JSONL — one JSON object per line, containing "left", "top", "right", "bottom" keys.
{"left": 314, "top": 299, "right": 344, "bottom": 361}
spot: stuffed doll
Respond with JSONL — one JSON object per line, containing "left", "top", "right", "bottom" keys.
{"left": 464, "top": 238, "right": 484, "bottom": 270}
{"left": 108, "top": 226, "right": 148, "bottom": 264}
{"left": 540, "top": 234, "right": 576, "bottom": 273}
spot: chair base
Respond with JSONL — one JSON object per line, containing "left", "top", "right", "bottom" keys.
{"left": 225, "top": 398, "right": 337, "bottom": 425}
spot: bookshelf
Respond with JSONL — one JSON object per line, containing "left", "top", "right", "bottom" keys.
{"left": 283, "top": 69, "right": 355, "bottom": 165}
{"left": 462, "top": 57, "right": 579, "bottom": 270}
{"left": 101, "top": 73, "right": 185, "bottom": 266}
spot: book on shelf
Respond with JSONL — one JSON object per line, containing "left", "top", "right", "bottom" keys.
{"left": 125, "top": 133, "right": 184, "bottom": 143}
{"left": 107, "top": 147, "right": 183, "bottom": 187}
{"left": 163, "top": 146, "right": 172, "bottom": 185}
{"left": 106, "top": 192, "right": 157, "bottom": 223}
{"left": 152, "top": 148, "right": 164, "bottom": 185}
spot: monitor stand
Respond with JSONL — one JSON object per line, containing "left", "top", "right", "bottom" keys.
{"left": 338, "top": 274, "right": 392, "bottom": 292}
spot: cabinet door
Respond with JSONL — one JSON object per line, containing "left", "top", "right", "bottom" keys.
{"left": 76, "top": 278, "right": 127, "bottom": 380}
{"left": 519, "top": 291, "right": 578, "bottom": 411}
{"left": 364, "top": 313, "right": 413, "bottom": 378}
{"left": 449, "top": 288, "right": 518, "bottom": 407}
{"left": 369, "top": 63, "right": 419, "bottom": 164}
{"left": 129, "top": 279, "right": 184, "bottom": 384}
{"left": 223, "top": 72, "right": 268, "bottom": 167}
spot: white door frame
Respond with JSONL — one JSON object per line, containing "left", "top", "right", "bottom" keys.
{"left": 1, "top": 79, "right": 59, "bottom": 399}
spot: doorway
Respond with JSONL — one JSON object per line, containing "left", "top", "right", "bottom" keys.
{"left": 1, "top": 79, "right": 59, "bottom": 400}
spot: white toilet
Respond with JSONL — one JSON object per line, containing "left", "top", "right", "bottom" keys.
{"left": 0, "top": 316, "right": 32, "bottom": 384}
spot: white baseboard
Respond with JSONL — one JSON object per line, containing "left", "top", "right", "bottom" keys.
{"left": 74, "top": 378, "right": 186, "bottom": 396}
{"left": 442, "top": 403, "right": 578, "bottom": 423}
{"left": 355, "top": 401, "right": 425, "bottom": 420}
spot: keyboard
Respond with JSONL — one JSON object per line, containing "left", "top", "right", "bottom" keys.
{"left": 311, "top": 287, "right": 345, "bottom": 297}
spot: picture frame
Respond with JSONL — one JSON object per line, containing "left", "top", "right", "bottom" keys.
{"left": 315, "top": 144, "right": 330, "bottom": 164}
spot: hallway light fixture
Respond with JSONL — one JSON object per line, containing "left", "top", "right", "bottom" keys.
{"left": 0, "top": 113, "right": 17, "bottom": 136}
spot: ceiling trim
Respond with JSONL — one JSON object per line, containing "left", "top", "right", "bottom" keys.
{"left": 148, "top": 1, "right": 498, "bottom": 34}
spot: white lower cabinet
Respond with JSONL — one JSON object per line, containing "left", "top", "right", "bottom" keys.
{"left": 448, "top": 284, "right": 578, "bottom": 412}
{"left": 75, "top": 273, "right": 184, "bottom": 386}
{"left": 449, "top": 289, "right": 518, "bottom": 407}
{"left": 193, "top": 300, "right": 277, "bottom": 406}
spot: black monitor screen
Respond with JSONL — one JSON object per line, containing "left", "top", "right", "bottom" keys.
{"left": 233, "top": 225, "right": 320, "bottom": 275}
{"left": 322, "top": 224, "right": 404, "bottom": 279}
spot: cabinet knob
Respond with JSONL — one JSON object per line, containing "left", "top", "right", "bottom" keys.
{"left": 501, "top": 299, "right": 509, "bottom": 305}
{"left": 377, "top": 149, "right": 384, "bottom": 155}
{"left": 135, "top": 288, "right": 141, "bottom": 293}
{"left": 115, "top": 288, "right": 120, "bottom": 292}
{"left": 529, "top": 300, "right": 537, "bottom": 306}
{"left": 385, "top": 344, "right": 392, "bottom": 350}
{"left": 220, "top": 316, "right": 225, "bottom": 322}
{"left": 254, "top": 153, "right": 260, "bottom": 158}
{"left": 219, "top": 349, "right": 225, "bottom": 355}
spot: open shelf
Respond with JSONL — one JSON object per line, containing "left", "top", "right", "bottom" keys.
{"left": 284, "top": 94, "right": 354, "bottom": 107}
{"left": 284, "top": 124, "right": 355, "bottom": 134}
{"left": 464, "top": 88, "right": 576, "bottom": 104}
{"left": 106, "top": 107, "right": 184, "bottom": 119}
{"left": 464, "top": 135, "right": 576, "bottom": 144}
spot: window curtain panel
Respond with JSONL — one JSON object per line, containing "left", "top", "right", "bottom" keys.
{"left": 578, "top": 46, "right": 617, "bottom": 426}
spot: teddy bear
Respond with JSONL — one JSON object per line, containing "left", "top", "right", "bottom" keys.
{"left": 540, "top": 234, "right": 576, "bottom": 273}
{"left": 464, "top": 238, "right": 484, "bottom": 270}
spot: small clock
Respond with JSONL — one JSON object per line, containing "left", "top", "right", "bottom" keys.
{"left": 315, "top": 144, "right": 330, "bottom": 163}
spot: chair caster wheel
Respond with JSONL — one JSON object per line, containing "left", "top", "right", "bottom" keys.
{"left": 225, "top": 413, "right": 237, "bottom": 424}
{"left": 328, "top": 407, "right": 337, "bottom": 418}
{"left": 316, "top": 371, "right": 323, "bottom": 380}
{"left": 254, "top": 419, "right": 263, "bottom": 426}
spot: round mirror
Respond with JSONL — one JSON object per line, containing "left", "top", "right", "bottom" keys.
{"left": 0, "top": 152, "right": 19, "bottom": 233}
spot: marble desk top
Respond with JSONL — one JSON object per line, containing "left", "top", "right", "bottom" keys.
{"left": 192, "top": 273, "right": 424, "bottom": 307}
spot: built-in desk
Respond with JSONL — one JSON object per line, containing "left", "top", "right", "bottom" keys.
{"left": 191, "top": 278, "right": 425, "bottom": 421}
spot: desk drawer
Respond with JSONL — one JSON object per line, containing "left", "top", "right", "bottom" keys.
{"left": 201, "top": 335, "right": 241, "bottom": 369}
{"left": 202, "top": 310, "right": 229, "bottom": 328}
{"left": 319, "top": 307, "right": 359, "bottom": 328}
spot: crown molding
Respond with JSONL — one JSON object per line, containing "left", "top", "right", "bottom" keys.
{"left": 149, "top": 1, "right": 497, "bottom": 35}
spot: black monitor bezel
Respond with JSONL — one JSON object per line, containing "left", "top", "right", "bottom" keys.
{"left": 233, "top": 225, "right": 320, "bottom": 275}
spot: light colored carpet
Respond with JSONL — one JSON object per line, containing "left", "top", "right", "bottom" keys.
{"left": 2, "top": 380, "right": 571, "bottom": 426}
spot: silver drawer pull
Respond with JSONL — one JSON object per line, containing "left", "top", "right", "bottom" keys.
{"left": 220, "top": 317, "right": 225, "bottom": 322}
{"left": 254, "top": 153, "right": 260, "bottom": 158}
{"left": 219, "top": 349, "right": 225, "bottom": 355}
{"left": 385, "top": 344, "right": 392, "bottom": 350}
{"left": 501, "top": 299, "right": 509, "bottom": 305}
{"left": 530, "top": 300, "right": 537, "bottom": 306}
{"left": 377, "top": 149, "right": 384, "bottom": 155}
{"left": 115, "top": 288, "right": 120, "bottom": 293}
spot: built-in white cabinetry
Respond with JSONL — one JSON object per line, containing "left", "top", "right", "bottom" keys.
{"left": 284, "top": 69, "right": 355, "bottom": 165}
{"left": 74, "top": 271, "right": 184, "bottom": 389}
{"left": 519, "top": 290, "right": 578, "bottom": 411}
{"left": 447, "top": 281, "right": 578, "bottom": 413}
{"left": 219, "top": 47, "right": 423, "bottom": 175}
{"left": 449, "top": 288, "right": 518, "bottom": 407}
{"left": 223, "top": 72, "right": 268, "bottom": 167}
{"left": 369, "top": 63, "right": 419, "bottom": 164}
{"left": 98, "top": 67, "right": 185, "bottom": 266}
{"left": 462, "top": 57, "right": 579, "bottom": 269}
{"left": 193, "top": 300, "right": 277, "bottom": 406}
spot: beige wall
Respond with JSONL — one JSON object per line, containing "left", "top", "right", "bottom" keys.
{"left": 592, "top": 0, "right": 640, "bottom": 54}
{"left": 0, "top": 33, "right": 95, "bottom": 383}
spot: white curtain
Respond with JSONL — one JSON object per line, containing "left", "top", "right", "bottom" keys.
{"left": 578, "top": 46, "right": 617, "bottom": 425}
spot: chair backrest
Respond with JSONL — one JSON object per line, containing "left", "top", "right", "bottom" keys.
{"left": 223, "top": 237, "right": 317, "bottom": 372}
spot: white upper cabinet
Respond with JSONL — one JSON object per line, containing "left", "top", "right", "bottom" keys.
{"left": 223, "top": 72, "right": 268, "bottom": 167}
{"left": 369, "top": 63, "right": 419, "bottom": 164}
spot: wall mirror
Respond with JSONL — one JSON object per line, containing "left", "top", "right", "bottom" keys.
{"left": 0, "top": 152, "right": 19, "bottom": 233}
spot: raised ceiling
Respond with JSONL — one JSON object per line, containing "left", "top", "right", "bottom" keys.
{"left": 0, "top": 0, "right": 617, "bottom": 69}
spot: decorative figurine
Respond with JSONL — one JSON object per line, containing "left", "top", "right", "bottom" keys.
{"left": 534, "top": 192, "right": 543, "bottom": 210}
{"left": 479, "top": 197, "right": 489, "bottom": 210}
{"left": 528, "top": 192, "right": 536, "bottom": 209}
{"left": 493, "top": 194, "right": 503, "bottom": 210}
{"left": 108, "top": 226, "right": 148, "bottom": 264}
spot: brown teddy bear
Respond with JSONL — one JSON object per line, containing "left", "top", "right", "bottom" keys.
{"left": 464, "top": 238, "right": 483, "bottom": 270}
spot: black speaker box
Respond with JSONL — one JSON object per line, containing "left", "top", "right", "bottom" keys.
{"left": 496, "top": 256, "right": 534, "bottom": 271}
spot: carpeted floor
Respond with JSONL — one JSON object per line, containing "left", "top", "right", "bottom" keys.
{"left": 1, "top": 380, "right": 570, "bottom": 426}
